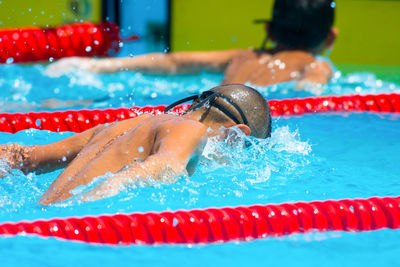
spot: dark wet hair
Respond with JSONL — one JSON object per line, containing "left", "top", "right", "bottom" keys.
{"left": 197, "top": 84, "right": 271, "bottom": 138}
{"left": 269, "top": 0, "right": 335, "bottom": 50}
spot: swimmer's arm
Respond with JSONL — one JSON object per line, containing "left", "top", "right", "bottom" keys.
{"left": 47, "top": 50, "right": 244, "bottom": 75}
{"left": 0, "top": 125, "right": 100, "bottom": 175}
{"left": 85, "top": 122, "right": 207, "bottom": 201}
{"left": 299, "top": 60, "right": 333, "bottom": 84}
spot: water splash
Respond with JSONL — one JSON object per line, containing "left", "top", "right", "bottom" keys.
{"left": 252, "top": 70, "right": 400, "bottom": 99}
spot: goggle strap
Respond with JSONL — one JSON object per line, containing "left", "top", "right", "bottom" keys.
{"left": 210, "top": 101, "right": 242, "bottom": 125}
{"left": 212, "top": 93, "right": 249, "bottom": 126}
{"left": 164, "top": 91, "right": 249, "bottom": 126}
{"left": 164, "top": 95, "right": 198, "bottom": 113}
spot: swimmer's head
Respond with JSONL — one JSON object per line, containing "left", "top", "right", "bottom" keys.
{"left": 166, "top": 84, "right": 271, "bottom": 138}
{"left": 263, "top": 0, "right": 337, "bottom": 52}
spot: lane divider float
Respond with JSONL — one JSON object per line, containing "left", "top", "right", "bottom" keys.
{"left": 0, "top": 21, "right": 139, "bottom": 64}
{"left": 0, "top": 196, "right": 399, "bottom": 245}
{"left": 0, "top": 93, "right": 398, "bottom": 134}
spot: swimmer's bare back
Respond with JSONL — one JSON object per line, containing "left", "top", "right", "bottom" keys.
{"left": 1, "top": 114, "right": 207, "bottom": 205}
{"left": 222, "top": 50, "right": 332, "bottom": 85}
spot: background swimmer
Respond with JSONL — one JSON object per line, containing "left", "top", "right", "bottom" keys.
{"left": 0, "top": 84, "right": 271, "bottom": 205}
{"left": 48, "top": 0, "right": 337, "bottom": 87}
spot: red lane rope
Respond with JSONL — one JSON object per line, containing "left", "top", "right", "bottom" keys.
{"left": 0, "top": 21, "right": 139, "bottom": 64}
{"left": 0, "top": 93, "right": 399, "bottom": 134}
{"left": 0, "top": 196, "right": 399, "bottom": 245}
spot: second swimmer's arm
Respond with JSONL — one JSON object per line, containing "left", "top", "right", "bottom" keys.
{"left": 49, "top": 50, "right": 244, "bottom": 74}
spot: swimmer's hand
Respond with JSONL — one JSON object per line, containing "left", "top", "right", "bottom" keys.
{"left": 0, "top": 144, "right": 27, "bottom": 178}
{"left": 45, "top": 57, "right": 100, "bottom": 77}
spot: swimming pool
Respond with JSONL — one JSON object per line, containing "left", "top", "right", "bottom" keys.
{"left": 0, "top": 63, "right": 400, "bottom": 266}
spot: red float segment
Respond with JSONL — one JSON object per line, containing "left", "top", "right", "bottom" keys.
{"left": 0, "top": 94, "right": 398, "bottom": 134}
{"left": 0, "top": 21, "right": 139, "bottom": 64}
{"left": 0, "top": 196, "right": 399, "bottom": 245}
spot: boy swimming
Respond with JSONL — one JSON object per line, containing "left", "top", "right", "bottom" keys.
{"left": 0, "top": 84, "right": 271, "bottom": 205}
{"left": 48, "top": 0, "right": 337, "bottom": 86}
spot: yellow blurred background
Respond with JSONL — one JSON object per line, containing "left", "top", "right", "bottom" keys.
{"left": 170, "top": 0, "right": 400, "bottom": 66}
{"left": 0, "top": 0, "right": 101, "bottom": 27}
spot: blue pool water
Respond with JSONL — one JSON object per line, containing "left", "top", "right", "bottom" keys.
{"left": 0, "top": 63, "right": 399, "bottom": 113}
{"left": 0, "top": 64, "right": 400, "bottom": 266}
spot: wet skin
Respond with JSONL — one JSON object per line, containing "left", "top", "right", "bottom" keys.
{"left": 1, "top": 114, "right": 210, "bottom": 205}
{"left": 222, "top": 50, "right": 331, "bottom": 85}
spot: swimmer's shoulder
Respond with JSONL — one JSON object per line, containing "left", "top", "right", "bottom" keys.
{"left": 270, "top": 50, "right": 333, "bottom": 72}
{"left": 236, "top": 48, "right": 260, "bottom": 59}
{"left": 159, "top": 116, "right": 207, "bottom": 134}
{"left": 154, "top": 117, "right": 208, "bottom": 160}
{"left": 155, "top": 117, "right": 207, "bottom": 146}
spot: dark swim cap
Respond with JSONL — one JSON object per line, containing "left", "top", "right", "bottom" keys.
{"left": 208, "top": 84, "right": 271, "bottom": 138}
{"left": 165, "top": 84, "right": 272, "bottom": 138}
{"left": 256, "top": 0, "right": 335, "bottom": 50}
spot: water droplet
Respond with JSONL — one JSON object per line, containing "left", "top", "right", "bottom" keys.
{"left": 85, "top": 46, "right": 92, "bottom": 52}
{"left": 331, "top": 2, "right": 336, "bottom": 8}
{"left": 35, "top": 119, "right": 41, "bottom": 127}
{"left": 173, "top": 218, "right": 178, "bottom": 226}
{"left": 118, "top": 42, "right": 123, "bottom": 48}
{"left": 48, "top": 57, "right": 54, "bottom": 62}
{"left": 138, "top": 146, "right": 144, "bottom": 153}
{"left": 6, "top": 58, "right": 13, "bottom": 64}
{"left": 94, "top": 40, "right": 99, "bottom": 45}
{"left": 62, "top": 156, "right": 67, "bottom": 162}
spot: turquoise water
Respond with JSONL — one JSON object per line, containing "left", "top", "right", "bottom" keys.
{"left": 0, "top": 63, "right": 399, "bottom": 113}
{"left": 0, "top": 64, "right": 400, "bottom": 266}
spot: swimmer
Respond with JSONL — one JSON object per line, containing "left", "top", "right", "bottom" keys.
{"left": 0, "top": 84, "right": 271, "bottom": 205}
{"left": 47, "top": 0, "right": 337, "bottom": 86}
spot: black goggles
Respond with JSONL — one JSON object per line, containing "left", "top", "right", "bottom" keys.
{"left": 164, "top": 91, "right": 249, "bottom": 126}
